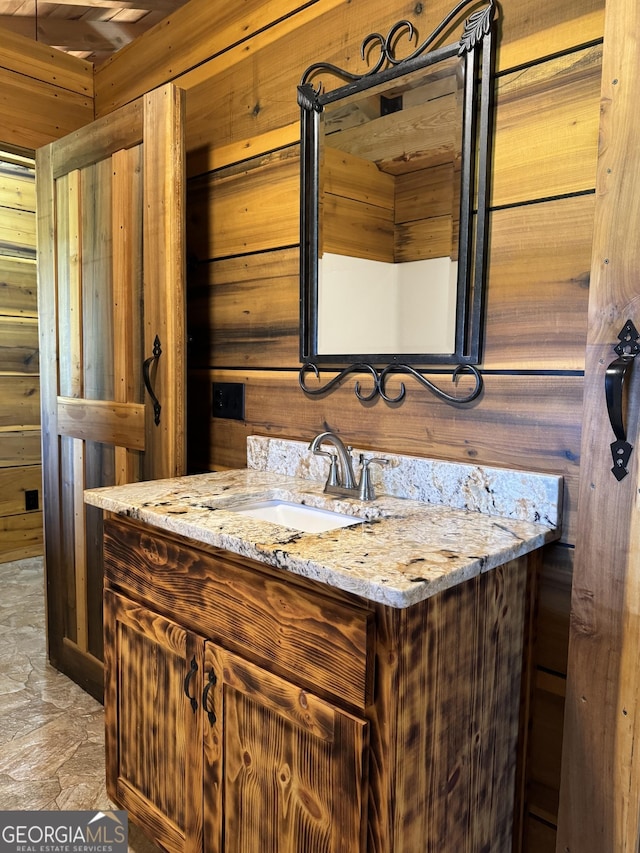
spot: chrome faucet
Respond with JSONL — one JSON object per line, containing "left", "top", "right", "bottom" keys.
{"left": 309, "top": 431, "right": 388, "bottom": 500}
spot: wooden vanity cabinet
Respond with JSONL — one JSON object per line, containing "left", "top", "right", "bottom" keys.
{"left": 103, "top": 517, "right": 371, "bottom": 853}
{"left": 103, "top": 516, "right": 532, "bottom": 853}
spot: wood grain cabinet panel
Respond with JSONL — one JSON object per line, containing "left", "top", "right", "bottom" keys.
{"left": 104, "top": 591, "right": 205, "bottom": 853}
{"left": 103, "top": 517, "right": 532, "bottom": 853}
{"left": 203, "top": 645, "right": 368, "bottom": 853}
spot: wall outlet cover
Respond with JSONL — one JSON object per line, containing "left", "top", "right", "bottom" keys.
{"left": 212, "top": 382, "right": 245, "bottom": 421}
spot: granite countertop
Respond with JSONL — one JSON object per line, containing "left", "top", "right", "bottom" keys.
{"left": 85, "top": 437, "right": 562, "bottom": 608}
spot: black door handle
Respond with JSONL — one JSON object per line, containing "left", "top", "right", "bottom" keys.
{"left": 202, "top": 668, "right": 217, "bottom": 725}
{"left": 183, "top": 656, "right": 198, "bottom": 713}
{"left": 143, "top": 334, "right": 162, "bottom": 426}
{"left": 605, "top": 320, "right": 639, "bottom": 481}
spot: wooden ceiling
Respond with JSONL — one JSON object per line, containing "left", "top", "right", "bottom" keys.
{"left": 0, "top": 0, "right": 191, "bottom": 65}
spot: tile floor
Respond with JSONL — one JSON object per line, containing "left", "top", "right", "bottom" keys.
{"left": 0, "top": 556, "right": 161, "bottom": 851}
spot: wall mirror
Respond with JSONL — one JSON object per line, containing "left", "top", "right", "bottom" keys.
{"left": 298, "top": 0, "right": 497, "bottom": 403}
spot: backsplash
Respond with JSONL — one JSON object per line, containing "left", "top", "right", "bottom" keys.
{"left": 247, "top": 435, "right": 563, "bottom": 530}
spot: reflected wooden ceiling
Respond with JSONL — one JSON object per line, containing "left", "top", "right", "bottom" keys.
{"left": 0, "top": 0, "right": 191, "bottom": 65}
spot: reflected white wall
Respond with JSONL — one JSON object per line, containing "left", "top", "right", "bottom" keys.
{"left": 317, "top": 253, "right": 457, "bottom": 354}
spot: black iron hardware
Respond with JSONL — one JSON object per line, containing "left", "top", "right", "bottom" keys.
{"left": 143, "top": 334, "right": 162, "bottom": 426}
{"left": 183, "top": 656, "right": 198, "bottom": 713}
{"left": 299, "top": 362, "right": 482, "bottom": 404}
{"left": 298, "top": 1, "right": 495, "bottom": 93}
{"left": 297, "top": 0, "right": 497, "bottom": 403}
{"left": 202, "top": 668, "right": 217, "bottom": 725}
{"left": 605, "top": 319, "right": 639, "bottom": 481}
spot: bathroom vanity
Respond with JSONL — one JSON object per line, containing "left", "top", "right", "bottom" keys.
{"left": 86, "top": 437, "right": 562, "bottom": 853}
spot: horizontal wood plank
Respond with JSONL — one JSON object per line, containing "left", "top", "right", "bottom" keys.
{"left": 395, "top": 163, "right": 456, "bottom": 222}
{"left": 0, "top": 316, "right": 39, "bottom": 372}
{"left": 0, "top": 26, "right": 93, "bottom": 96}
{"left": 187, "top": 247, "right": 299, "bottom": 369}
{"left": 0, "top": 428, "right": 41, "bottom": 468}
{"left": 57, "top": 397, "right": 146, "bottom": 449}
{"left": 324, "top": 194, "right": 395, "bottom": 262}
{"left": 0, "top": 510, "right": 43, "bottom": 561}
{"left": 0, "top": 255, "right": 37, "bottom": 317}
{"left": 483, "top": 194, "right": 593, "bottom": 370}
{"left": 187, "top": 151, "right": 299, "bottom": 261}
{"left": 492, "top": 46, "right": 601, "bottom": 207}
{"left": 94, "top": 0, "right": 346, "bottom": 116}
{"left": 0, "top": 67, "right": 93, "bottom": 151}
{"left": 0, "top": 207, "right": 36, "bottom": 257}
{"left": 0, "top": 375, "right": 40, "bottom": 428}
{"left": 394, "top": 214, "right": 452, "bottom": 262}
{"left": 0, "top": 465, "right": 41, "bottom": 518}
{"left": 186, "top": 121, "right": 299, "bottom": 179}
{"left": 49, "top": 98, "right": 143, "bottom": 178}
{"left": 0, "top": 163, "right": 36, "bottom": 212}
{"left": 499, "top": 6, "right": 603, "bottom": 73}
{"left": 324, "top": 146, "right": 395, "bottom": 210}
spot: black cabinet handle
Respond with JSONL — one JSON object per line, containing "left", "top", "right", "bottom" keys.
{"left": 202, "top": 669, "right": 217, "bottom": 725}
{"left": 183, "top": 656, "right": 198, "bottom": 713}
{"left": 143, "top": 334, "right": 162, "bottom": 426}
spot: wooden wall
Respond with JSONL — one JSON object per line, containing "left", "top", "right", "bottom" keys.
{"left": 0, "top": 31, "right": 94, "bottom": 562}
{"left": 0, "top": 151, "right": 42, "bottom": 561}
{"left": 0, "top": 29, "right": 94, "bottom": 152}
{"left": 94, "top": 0, "right": 604, "bottom": 848}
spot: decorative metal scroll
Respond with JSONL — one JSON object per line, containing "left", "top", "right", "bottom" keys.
{"left": 605, "top": 319, "right": 639, "bottom": 480}
{"left": 299, "top": 362, "right": 483, "bottom": 404}
{"left": 298, "top": 0, "right": 495, "bottom": 99}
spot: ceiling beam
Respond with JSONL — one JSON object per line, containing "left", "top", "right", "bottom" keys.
{"left": 0, "top": 16, "right": 147, "bottom": 51}
{"left": 33, "top": 0, "right": 182, "bottom": 10}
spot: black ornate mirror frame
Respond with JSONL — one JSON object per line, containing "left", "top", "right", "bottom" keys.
{"left": 297, "top": 0, "right": 497, "bottom": 404}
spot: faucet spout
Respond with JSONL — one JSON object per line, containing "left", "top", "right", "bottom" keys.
{"left": 308, "top": 431, "right": 357, "bottom": 489}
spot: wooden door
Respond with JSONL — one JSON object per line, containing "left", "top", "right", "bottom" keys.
{"left": 202, "top": 644, "right": 369, "bottom": 853}
{"left": 104, "top": 590, "right": 204, "bottom": 853}
{"left": 36, "top": 83, "right": 186, "bottom": 699}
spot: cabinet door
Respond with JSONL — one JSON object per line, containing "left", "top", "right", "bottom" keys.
{"left": 104, "top": 590, "right": 204, "bottom": 853}
{"left": 202, "top": 645, "right": 369, "bottom": 853}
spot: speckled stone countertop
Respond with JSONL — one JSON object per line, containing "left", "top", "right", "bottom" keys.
{"left": 85, "top": 436, "right": 562, "bottom": 609}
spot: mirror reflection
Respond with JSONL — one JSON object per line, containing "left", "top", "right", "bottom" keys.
{"left": 318, "top": 56, "right": 464, "bottom": 356}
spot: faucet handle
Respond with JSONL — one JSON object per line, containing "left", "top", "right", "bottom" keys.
{"left": 313, "top": 449, "right": 340, "bottom": 487}
{"left": 357, "top": 455, "right": 389, "bottom": 501}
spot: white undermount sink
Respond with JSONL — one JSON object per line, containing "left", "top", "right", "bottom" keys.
{"left": 231, "top": 499, "right": 362, "bottom": 534}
